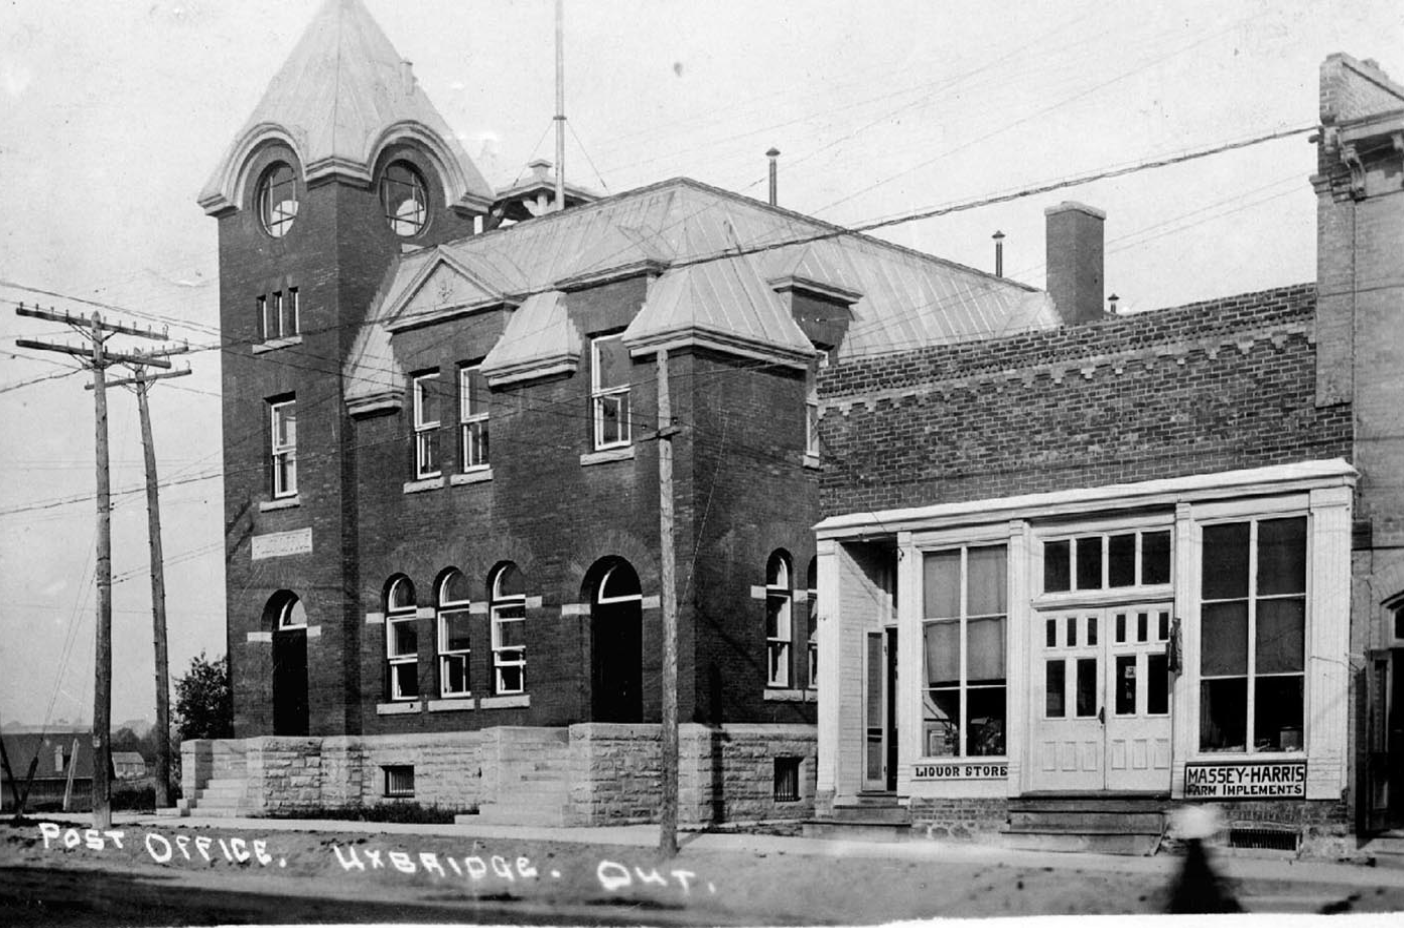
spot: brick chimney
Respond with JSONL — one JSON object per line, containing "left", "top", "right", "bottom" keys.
{"left": 1045, "top": 201, "right": 1105, "bottom": 325}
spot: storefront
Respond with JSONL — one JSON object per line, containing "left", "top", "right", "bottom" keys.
{"left": 814, "top": 460, "right": 1355, "bottom": 823}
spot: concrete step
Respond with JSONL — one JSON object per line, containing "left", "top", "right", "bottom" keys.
{"left": 1008, "top": 810, "right": 1164, "bottom": 833}
{"left": 998, "top": 828, "right": 1161, "bottom": 856}
{"left": 202, "top": 777, "right": 247, "bottom": 790}
{"left": 471, "top": 805, "right": 570, "bottom": 827}
{"left": 829, "top": 805, "right": 910, "bottom": 825}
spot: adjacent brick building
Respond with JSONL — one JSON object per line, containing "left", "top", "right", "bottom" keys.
{"left": 812, "top": 54, "right": 1404, "bottom": 854}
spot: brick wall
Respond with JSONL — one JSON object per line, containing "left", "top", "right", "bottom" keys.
{"left": 818, "top": 284, "right": 1353, "bottom": 517}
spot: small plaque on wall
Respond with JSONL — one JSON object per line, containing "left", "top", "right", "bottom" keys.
{"left": 251, "top": 527, "right": 312, "bottom": 560}
{"left": 1183, "top": 761, "right": 1306, "bottom": 799}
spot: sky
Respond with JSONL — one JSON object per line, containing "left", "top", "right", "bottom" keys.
{"left": 0, "top": 0, "right": 1399, "bottom": 730}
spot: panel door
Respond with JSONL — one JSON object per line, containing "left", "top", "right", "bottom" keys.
{"left": 1103, "top": 605, "right": 1173, "bottom": 792}
{"left": 1033, "top": 611, "right": 1104, "bottom": 791}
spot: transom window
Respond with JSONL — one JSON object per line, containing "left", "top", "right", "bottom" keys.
{"left": 1044, "top": 529, "right": 1171, "bottom": 593}
{"left": 386, "top": 577, "right": 419, "bottom": 701}
{"left": 278, "top": 596, "right": 307, "bottom": 629}
{"left": 412, "top": 372, "right": 441, "bottom": 479}
{"left": 382, "top": 161, "right": 428, "bottom": 237}
{"left": 257, "top": 162, "right": 298, "bottom": 238}
{"left": 459, "top": 365, "right": 489, "bottom": 471}
{"left": 437, "top": 570, "right": 472, "bottom": 698}
{"left": 1200, "top": 516, "right": 1306, "bottom": 754}
{"left": 269, "top": 398, "right": 297, "bottom": 498}
{"left": 591, "top": 334, "right": 631, "bottom": 450}
{"left": 922, "top": 545, "right": 1007, "bottom": 758}
{"left": 766, "top": 552, "right": 792, "bottom": 688}
{"left": 490, "top": 563, "right": 527, "bottom": 695}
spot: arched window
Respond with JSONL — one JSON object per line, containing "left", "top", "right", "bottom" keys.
{"left": 257, "top": 162, "right": 298, "bottom": 238}
{"left": 386, "top": 576, "right": 418, "bottom": 700}
{"left": 279, "top": 595, "right": 307, "bottom": 629}
{"left": 766, "top": 551, "right": 793, "bottom": 688}
{"left": 438, "top": 570, "right": 472, "bottom": 698}
{"left": 381, "top": 161, "right": 428, "bottom": 236}
{"left": 806, "top": 557, "right": 818, "bottom": 689}
{"left": 490, "top": 563, "right": 527, "bottom": 695}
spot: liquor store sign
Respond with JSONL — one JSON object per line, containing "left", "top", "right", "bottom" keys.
{"left": 913, "top": 762, "right": 1008, "bottom": 780}
{"left": 1183, "top": 761, "right": 1305, "bottom": 799}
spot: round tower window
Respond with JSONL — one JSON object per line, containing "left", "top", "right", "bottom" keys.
{"left": 382, "top": 161, "right": 428, "bottom": 236}
{"left": 257, "top": 163, "right": 298, "bottom": 238}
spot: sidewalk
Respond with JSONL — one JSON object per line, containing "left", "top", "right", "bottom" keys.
{"left": 31, "top": 809, "right": 1404, "bottom": 893}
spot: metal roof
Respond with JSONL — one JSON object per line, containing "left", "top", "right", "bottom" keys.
{"left": 345, "top": 178, "right": 1058, "bottom": 404}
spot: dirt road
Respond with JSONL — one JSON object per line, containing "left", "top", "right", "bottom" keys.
{"left": 2, "top": 819, "right": 1399, "bottom": 924}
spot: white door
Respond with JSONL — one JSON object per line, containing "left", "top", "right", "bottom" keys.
{"left": 1032, "top": 605, "right": 1173, "bottom": 793}
{"left": 1104, "top": 605, "right": 1173, "bottom": 791}
{"left": 1033, "top": 610, "right": 1104, "bottom": 790}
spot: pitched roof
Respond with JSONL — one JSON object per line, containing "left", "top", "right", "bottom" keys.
{"left": 199, "top": 0, "right": 494, "bottom": 216}
{"left": 0, "top": 732, "right": 93, "bottom": 781}
{"left": 344, "top": 178, "right": 1058, "bottom": 401}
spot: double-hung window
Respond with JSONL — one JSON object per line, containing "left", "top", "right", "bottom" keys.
{"left": 805, "top": 364, "right": 820, "bottom": 460}
{"left": 766, "top": 552, "right": 793, "bottom": 687}
{"left": 437, "top": 570, "right": 472, "bottom": 697}
{"left": 1200, "top": 516, "right": 1306, "bottom": 753}
{"left": 922, "top": 545, "right": 1007, "bottom": 757}
{"left": 806, "top": 558, "right": 818, "bottom": 689}
{"left": 459, "top": 365, "right": 489, "bottom": 470}
{"left": 591, "top": 334, "right": 630, "bottom": 450}
{"left": 270, "top": 398, "right": 297, "bottom": 498}
{"left": 412, "top": 372, "right": 441, "bottom": 478}
{"left": 386, "top": 577, "right": 419, "bottom": 700}
{"left": 490, "top": 563, "right": 527, "bottom": 694}
{"left": 258, "top": 288, "right": 300, "bottom": 341}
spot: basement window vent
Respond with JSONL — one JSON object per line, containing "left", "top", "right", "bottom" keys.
{"left": 1228, "top": 825, "right": 1299, "bottom": 852}
{"left": 773, "top": 757, "right": 801, "bottom": 803}
{"left": 384, "top": 765, "right": 415, "bottom": 798}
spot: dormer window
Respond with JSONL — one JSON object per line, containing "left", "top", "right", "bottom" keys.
{"left": 382, "top": 161, "right": 428, "bottom": 237}
{"left": 257, "top": 163, "right": 298, "bottom": 238}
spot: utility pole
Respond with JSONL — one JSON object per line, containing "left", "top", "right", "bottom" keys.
{"left": 100, "top": 353, "right": 191, "bottom": 809}
{"left": 654, "top": 347, "right": 680, "bottom": 857}
{"left": 15, "top": 304, "right": 171, "bottom": 829}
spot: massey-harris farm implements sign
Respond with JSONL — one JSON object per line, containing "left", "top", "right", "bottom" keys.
{"left": 1183, "top": 761, "right": 1306, "bottom": 799}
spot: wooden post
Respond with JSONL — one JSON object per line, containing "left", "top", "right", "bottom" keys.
{"left": 91, "top": 312, "right": 113, "bottom": 831}
{"left": 136, "top": 375, "right": 172, "bottom": 808}
{"left": 62, "top": 737, "right": 80, "bottom": 812}
{"left": 657, "top": 347, "right": 679, "bottom": 857}
{"left": 0, "top": 730, "right": 15, "bottom": 816}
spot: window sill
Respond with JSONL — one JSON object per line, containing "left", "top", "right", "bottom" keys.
{"left": 803, "top": 453, "right": 821, "bottom": 470}
{"left": 376, "top": 700, "right": 424, "bottom": 715}
{"left": 581, "top": 446, "right": 634, "bottom": 466}
{"left": 427, "top": 697, "right": 474, "bottom": 712}
{"left": 251, "top": 335, "right": 304, "bottom": 355}
{"left": 450, "top": 467, "right": 493, "bottom": 486}
{"left": 403, "top": 475, "right": 445, "bottom": 494}
{"left": 259, "top": 496, "right": 301, "bottom": 512}
{"left": 480, "top": 694, "right": 530, "bottom": 709}
{"left": 763, "top": 688, "right": 816, "bottom": 703}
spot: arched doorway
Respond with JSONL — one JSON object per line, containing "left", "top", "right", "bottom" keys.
{"left": 268, "top": 592, "right": 308, "bottom": 736}
{"left": 589, "top": 559, "right": 643, "bottom": 722}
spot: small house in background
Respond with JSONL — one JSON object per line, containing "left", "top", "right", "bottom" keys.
{"left": 0, "top": 732, "right": 91, "bottom": 811}
{"left": 112, "top": 752, "right": 148, "bottom": 780}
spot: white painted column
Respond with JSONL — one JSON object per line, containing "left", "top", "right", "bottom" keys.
{"left": 815, "top": 538, "right": 841, "bottom": 797}
{"left": 1170, "top": 501, "right": 1196, "bottom": 798}
{"left": 1005, "top": 520, "right": 1029, "bottom": 795}
{"left": 896, "top": 532, "right": 920, "bottom": 795}
{"left": 1306, "top": 484, "right": 1353, "bottom": 800}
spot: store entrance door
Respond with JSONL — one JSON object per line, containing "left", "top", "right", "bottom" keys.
{"left": 1031, "top": 605, "right": 1172, "bottom": 792}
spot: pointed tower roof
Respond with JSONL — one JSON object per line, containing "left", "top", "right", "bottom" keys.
{"left": 199, "top": 0, "right": 494, "bottom": 216}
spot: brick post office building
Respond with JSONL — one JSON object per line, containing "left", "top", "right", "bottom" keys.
{"left": 810, "top": 55, "right": 1404, "bottom": 855}
{"left": 185, "top": 0, "right": 1057, "bottom": 824}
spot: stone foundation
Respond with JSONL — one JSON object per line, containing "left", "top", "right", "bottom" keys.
{"left": 907, "top": 797, "right": 1010, "bottom": 841}
{"left": 184, "top": 723, "right": 816, "bottom": 825}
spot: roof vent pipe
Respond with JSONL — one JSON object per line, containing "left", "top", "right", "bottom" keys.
{"left": 400, "top": 60, "right": 415, "bottom": 95}
{"left": 1108, "top": 293, "right": 1120, "bottom": 314}
{"left": 767, "top": 148, "right": 780, "bottom": 206}
{"left": 992, "top": 230, "right": 1005, "bottom": 277}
